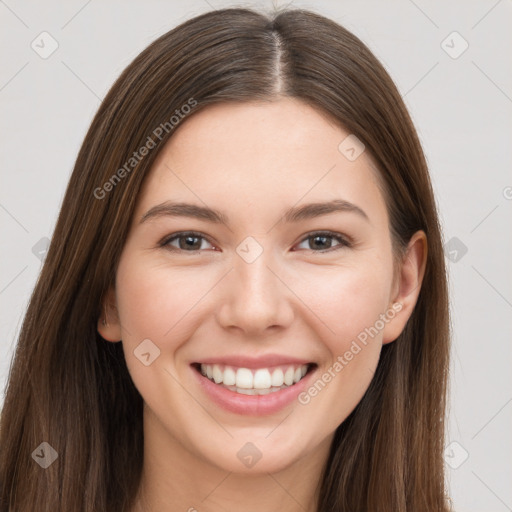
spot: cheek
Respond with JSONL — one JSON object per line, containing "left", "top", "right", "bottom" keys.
{"left": 114, "top": 257, "right": 211, "bottom": 418}
{"left": 294, "top": 264, "right": 391, "bottom": 425}
{"left": 293, "top": 259, "right": 392, "bottom": 347}
{"left": 115, "top": 255, "right": 210, "bottom": 341}
{"left": 116, "top": 270, "right": 173, "bottom": 342}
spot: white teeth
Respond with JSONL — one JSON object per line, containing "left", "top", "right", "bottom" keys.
{"left": 271, "top": 368, "right": 284, "bottom": 387}
{"left": 212, "top": 364, "right": 223, "bottom": 384}
{"left": 223, "top": 366, "right": 236, "bottom": 386}
{"left": 236, "top": 387, "right": 255, "bottom": 395}
{"left": 284, "top": 367, "right": 295, "bottom": 386}
{"left": 236, "top": 368, "right": 253, "bottom": 389}
{"left": 199, "top": 363, "right": 310, "bottom": 391}
{"left": 223, "top": 385, "right": 292, "bottom": 395}
{"left": 253, "top": 369, "right": 272, "bottom": 389}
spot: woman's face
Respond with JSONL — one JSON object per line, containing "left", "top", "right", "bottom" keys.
{"left": 102, "top": 98, "right": 421, "bottom": 475}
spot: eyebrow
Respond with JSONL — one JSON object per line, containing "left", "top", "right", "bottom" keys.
{"left": 140, "top": 199, "right": 369, "bottom": 226}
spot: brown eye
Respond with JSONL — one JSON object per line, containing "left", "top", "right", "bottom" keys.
{"left": 295, "top": 232, "right": 350, "bottom": 252}
{"left": 161, "top": 232, "right": 214, "bottom": 252}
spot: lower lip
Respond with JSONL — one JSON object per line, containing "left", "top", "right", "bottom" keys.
{"left": 191, "top": 365, "right": 316, "bottom": 416}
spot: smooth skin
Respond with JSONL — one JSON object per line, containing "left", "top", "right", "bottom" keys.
{"left": 98, "top": 98, "right": 426, "bottom": 512}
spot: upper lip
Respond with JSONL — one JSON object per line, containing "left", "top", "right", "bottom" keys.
{"left": 193, "top": 354, "right": 314, "bottom": 369}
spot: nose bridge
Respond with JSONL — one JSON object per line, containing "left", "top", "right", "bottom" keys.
{"left": 234, "top": 235, "right": 278, "bottom": 297}
{"left": 217, "top": 237, "right": 294, "bottom": 333}
{"left": 236, "top": 247, "right": 276, "bottom": 302}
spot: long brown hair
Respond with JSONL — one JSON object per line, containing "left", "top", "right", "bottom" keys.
{"left": 0, "top": 7, "right": 451, "bottom": 511}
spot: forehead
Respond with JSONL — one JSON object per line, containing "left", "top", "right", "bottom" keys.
{"left": 135, "top": 98, "right": 387, "bottom": 225}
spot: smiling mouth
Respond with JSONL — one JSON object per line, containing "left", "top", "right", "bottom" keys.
{"left": 192, "top": 362, "right": 317, "bottom": 395}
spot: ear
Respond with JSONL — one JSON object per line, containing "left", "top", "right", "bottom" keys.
{"left": 97, "top": 286, "right": 122, "bottom": 342}
{"left": 382, "top": 230, "right": 427, "bottom": 345}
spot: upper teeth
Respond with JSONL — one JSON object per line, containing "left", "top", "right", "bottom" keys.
{"left": 200, "top": 363, "right": 308, "bottom": 389}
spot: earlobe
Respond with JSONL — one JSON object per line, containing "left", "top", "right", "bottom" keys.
{"left": 382, "top": 230, "right": 427, "bottom": 344}
{"left": 97, "top": 287, "right": 123, "bottom": 342}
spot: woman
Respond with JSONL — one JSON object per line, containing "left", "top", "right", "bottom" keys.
{"left": 0, "top": 6, "right": 451, "bottom": 511}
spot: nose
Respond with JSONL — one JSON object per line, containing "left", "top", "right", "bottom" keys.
{"left": 216, "top": 249, "right": 295, "bottom": 337}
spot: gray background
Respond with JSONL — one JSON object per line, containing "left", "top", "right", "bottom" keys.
{"left": 1, "top": 0, "right": 511, "bottom": 510}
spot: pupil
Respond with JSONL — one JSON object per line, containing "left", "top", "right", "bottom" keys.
{"left": 181, "top": 235, "right": 200, "bottom": 250}
{"left": 312, "top": 235, "right": 329, "bottom": 250}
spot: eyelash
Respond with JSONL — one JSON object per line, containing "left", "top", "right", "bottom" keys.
{"left": 159, "top": 230, "right": 352, "bottom": 253}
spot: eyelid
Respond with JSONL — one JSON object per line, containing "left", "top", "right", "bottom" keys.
{"left": 159, "top": 230, "right": 353, "bottom": 252}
